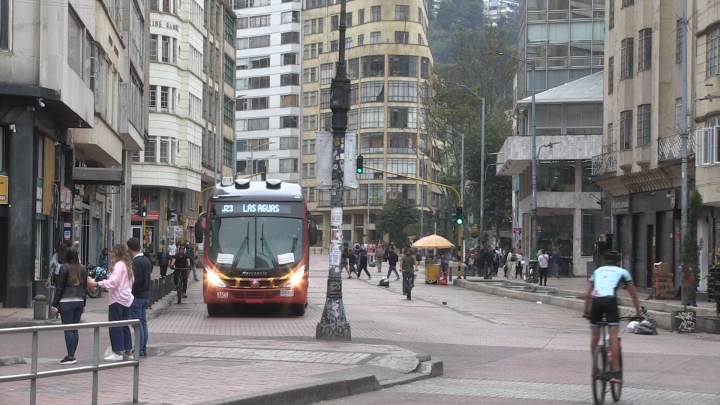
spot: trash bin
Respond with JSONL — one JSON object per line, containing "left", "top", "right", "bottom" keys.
{"left": 425, "top": 263, "right": 440, "bottom": 284}
{"left": 528, "top": 260, "right": 539, "bottom": 283}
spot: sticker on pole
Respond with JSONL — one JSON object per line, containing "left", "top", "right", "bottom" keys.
{"left": 329, "top": 247, "right": 341, "bottom": 267}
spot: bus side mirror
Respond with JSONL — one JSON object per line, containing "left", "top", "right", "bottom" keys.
{"left": 309, "top": 223, "right": 318, "bottom": 245}
{"left": 195, "top": 219, "right": 204, "bottom": 243}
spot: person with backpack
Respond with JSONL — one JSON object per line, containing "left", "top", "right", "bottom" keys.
{"left": 375, "top": 243, "right": 385, "bottom": 274}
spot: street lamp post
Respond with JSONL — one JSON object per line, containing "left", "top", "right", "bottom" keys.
{"left": 249, "top": 142, "right": 275, "bottom": 175}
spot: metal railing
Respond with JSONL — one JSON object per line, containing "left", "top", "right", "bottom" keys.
{"left": 658, "top": 132, "right": 696, "bottom": 162}
{"left": 591, "top": 150, "right": 617, "bottom": 176}
{"left": 0, "top": 320, "right": 141, "bottom": 405}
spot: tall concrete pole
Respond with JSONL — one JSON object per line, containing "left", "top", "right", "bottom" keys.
{"left": 680, "top": 0, "right": 688, "bottom": 303}
{"left": 530, "top": 62, "right": 537, "bottom": 258}
{"left": 317, "top": 0, "right": 351, "bottom": 341}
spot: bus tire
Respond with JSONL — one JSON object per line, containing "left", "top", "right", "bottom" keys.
{"left": 207, "top": 303, "right": 223, "bottom": 317}
{"left": 290, "top": 303, "right": 305, "bottom": 316}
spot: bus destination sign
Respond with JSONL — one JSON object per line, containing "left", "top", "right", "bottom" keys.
{"left": 215, "top": 202, "right": 297, "bottom": 215}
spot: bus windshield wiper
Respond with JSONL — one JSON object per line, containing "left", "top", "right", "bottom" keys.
{"left": 231, "top": 222, "right": 251, "bottom": 272}
{"left": 290, "top": 235, "right": 298, "bottom": 254}
{"left": 260, "top": 222, "right": 280, "bottom": 271}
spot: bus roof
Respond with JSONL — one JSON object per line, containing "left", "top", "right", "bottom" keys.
{"left": 210, "top": 179, "right": 303, "bottom": 202}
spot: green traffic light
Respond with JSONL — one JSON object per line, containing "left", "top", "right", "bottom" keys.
{"left": 456, "top": 217, "right": 464, "bottom": 225}
{"left": 356, "top": 155, "right": 364, "bottom": 174}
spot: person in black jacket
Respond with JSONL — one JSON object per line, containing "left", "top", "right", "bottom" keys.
{"left": 51, "top": 248, "right": 88, "bottom": 365}
{"left": 355, "top": 247, "right": 372, "bottom": 279}
{"left": 128, "top": 237, "right": 153, "bottom": 358}
{"left": 386, "top": 246, "right": 400, "bottom": 280}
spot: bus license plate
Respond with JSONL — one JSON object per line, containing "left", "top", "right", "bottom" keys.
{"left": 217, "top": 291, "right": 229, "bottom": 299}
{"left": 280, "top": 290, "right": 294, "bottom": 297}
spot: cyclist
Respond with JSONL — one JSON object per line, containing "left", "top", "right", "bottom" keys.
{"left": 400, "top": 248, "right": 416, "bottom": 295}
{"left": 583, "top": 250, "right": 642, "bottom": 384}
{"left": 170, "top": 246, "right": 191, "bottom": 298}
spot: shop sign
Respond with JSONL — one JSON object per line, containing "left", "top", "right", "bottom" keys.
{"left": 0, "top": 174, "right": 7, "bottom": 204}
{"left": 612, "top": 195, "right": 631, "bottom": 215}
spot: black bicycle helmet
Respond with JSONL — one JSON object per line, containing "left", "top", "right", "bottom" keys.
{"left": 604, "top": 250, "right": 621, "bottom": 263}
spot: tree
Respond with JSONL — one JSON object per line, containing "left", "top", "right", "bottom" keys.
{"left": 680, "top": 190, "right": 703, "bottom": 309}
{"left": 375, "top": 199, "right": 420, "bottom": 246}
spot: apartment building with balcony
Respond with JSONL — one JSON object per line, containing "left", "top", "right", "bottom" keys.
{"left": 300, "top": 0, "right": 437, "bottom": 245}
{"left": 132, "top": 0, "right": 236, "bottom": 252}
{"left": 0, "top": 0, "right": 149, "bottom": 307}
{"left": 590, "top": 0, "right": 689, "bottom": 290}
{"left": 231, "top": 0, "right": 302, "bottom": 183}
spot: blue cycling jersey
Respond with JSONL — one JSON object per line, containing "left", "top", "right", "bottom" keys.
{"left": 589, "top": 265, "right": 633, "bottom": 298}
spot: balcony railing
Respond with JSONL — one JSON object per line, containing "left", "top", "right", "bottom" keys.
{"left": 658, "top": 132, "right": 696, "bottom": 162}
{"left": 591, "top": 150, "right": 617, "bottom": 176}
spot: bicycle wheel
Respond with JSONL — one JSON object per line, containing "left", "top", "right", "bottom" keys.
{"left": 611, "top": 342, "right": 623, "bottom": 402}
{"left": 592, "top": 345, "right": 607, "bottom": 405}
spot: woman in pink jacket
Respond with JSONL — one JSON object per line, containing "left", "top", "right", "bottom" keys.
{"left": 88, "top": 244, "right": 135, "bottom": 361}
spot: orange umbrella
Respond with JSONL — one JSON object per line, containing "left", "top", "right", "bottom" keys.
{"left": 411, "top": 234, "right": 455, "bottom": 249}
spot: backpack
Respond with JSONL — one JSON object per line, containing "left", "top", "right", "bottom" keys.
{"left": 415, "top": 251, "right": 422, "bottom": 261}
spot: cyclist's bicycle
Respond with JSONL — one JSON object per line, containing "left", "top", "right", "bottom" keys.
{"left": 402, "top": 270, "right": 415, "bottom": 300}
{"left": 591, "top": 314, "right": 640, "bottom": 404}
{"left": 172, "top": 266, "right": 188, "bottom": 304}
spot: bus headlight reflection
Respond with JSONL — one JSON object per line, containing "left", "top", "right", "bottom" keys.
{"left": 206, "top": 269, "right": 227, "bottom": 288}
{"left": 284, "top": 265, "right": 306, "bottom": 288}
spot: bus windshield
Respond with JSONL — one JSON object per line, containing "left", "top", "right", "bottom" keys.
{"left": 208, "top": 216, "right": 304, "bottom": 275}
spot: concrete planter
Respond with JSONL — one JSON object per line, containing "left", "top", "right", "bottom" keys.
{"left": 698, "top": 317, "right": 720, "bottom": 334}
{"left": 671, "top": 310, "right": 697, "bottom": 333}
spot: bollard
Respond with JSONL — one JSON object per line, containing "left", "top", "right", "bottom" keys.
{"left": 150, "top": 279, "right": 156, "bottom": 304}
{"left": 34, "top": 294, "right": 49, "bottom": 320}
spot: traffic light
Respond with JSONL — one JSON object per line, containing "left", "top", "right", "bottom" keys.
{"left": 455, "top": 206, "right": 464, "bottom": 225}
{"left": 141, "top": 200, "right": 147, "bottom": 218}
{"left": 471, "top": 224, "right": 479, "bottom": 238}
{"left": 356, "top": 155, "right": 364, "bottom": 174}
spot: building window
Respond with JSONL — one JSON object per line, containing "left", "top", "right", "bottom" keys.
{"left": 620, "top": 38, "right": 634, "bottom": 79}
{"left": 321, "top": 63, "right": 333, "bottom": 84}
{"left": 304, "top": 17, "right": 324, "bottom": 34}
{"left": 638, "top": 28, "right": 651, "bottom": 71}
{"left": 388, "top": 107, "right": 417, "bottom": 129}
{"left": 358, "top": 9, "right": 364, "bottom": 24}
{"left": 236, "top": 139, "right": 247, "bottom": 152}
{"left": 676, "top": 19, "right": 683, "bottom": 64}
{"left": 636, "top": 104, "right": 651, "bottom": 146}
{"left": 581, "top": 211, "right": 602, "bottom": 256}
{"left": 282, "top": 52, "right": 298, "bottom": 65}
{"left": 160, "top": 86, "right": 169, "bottom": 111}
{"left": 386, "top": 184, "right": 416, "bottom": 203}
{"left": 144, "top": 138, "right": 156, "bottom": 162}
{"left": 280, "top": 136, "right": 298, "bottom": 150}
{"left": 247, "top": 76, "right": 270, "bottom": 89}
{"left": 421, "top": 57, "right": 429, "bottom": 78}
{"left": 0, "top": 0, "right": 10, "bottom": 49}
{"left": 239, "top": 97, "right": 269, "bottom": 110}
{"left": 238, "top": 118, "right": 270, "bottom": 131}
{"left": 607, "top": 123, "right": 614, "bottom": 152}
{"left": 281, "top": 31, "right": 300, "bottom": 44}
{"left": 282, "top": 94, "right": 298, "bottom": 107}
{"left": 132, "top": 151, "right": 140, "bottom": 162}
{"left": 362, "top": 55, "right": 385, "bottom": 77}
{"left": 302, "top": 140, "right": 316, "bottom": 154}
{"left": 395, "top": 5, "right": 409, "bottom": 21}
{"left": 361, "top": 107, "right": 384, "bottom": 128}
{"left": 349, "top": 58, "right": 359, "bottom": 79}
{"left": 281, "top": 10, "right": 299, "bottom": 23}
{"left": 303, "top": 115, "right": 317, "bottom": 130}
{"left": 389, "top": 55, "right": 418, "bottom": 77}
{"left": 303, "top": 68, "right": 317, "bottom": 83}
{"left": 302, "top": 163, "right": 316, "bottom": 178}
{"left": 609, "top": 0, "right": 614, "bottom": 29}
{"left": 320, "top": 88, "right": 331, "bottom": 109}
{"left": 330, "top": 40, "right": 338, "bottom": 52}
{"left": 237, "top": 35, "right": 270, "bottom": 49}
{"left": 359, "top": 81, "right": 383, "bottom": 103}
{"left": 360, "top": 132, "right": 384, "bottom": 154}
{"left": 388, "top": 132, "right": 415, "bottom": 153}
{"left": 371, "top": 5, "right": 381, "bottom": 22}
{"left": 303, "top": 43, "right": 322, "bottom": 59}
{"left": 149, "top": 87, "right": 156, "bottom": 111}
{"left": 280, "top": 73, "right": 299, "bottom": 86}
{"left": 67, "top": 10, "right": 86, "bottom": 79}
{"left": 388, "top": 81, "right": 417, "bottom": 102}
{"left": 708, "top": 26, "right": 720, "bottom": 77}
{"left": 246, "top": 56, "right": 269, "bottom": 69}
{"left": 303, "top": 91, "right": 317, "bottom": 107}
{"left": 331, "top": 14, "right": 339, "bottom": 30}
{"left": 608, "top": 56, "right": 614, "bottom": 94}
{"left": 350, "top": 84, "right": 358, "bottom": 105}
{"left": 348, "top": 109, "right": 358, "bottom": 130}
{"left": 358, "top": 34, "right": 364, "bottom": 46}
{"left": 280, "top": 116, "right": 298, "bottom": 128}
{"left": 620, "top": 110, "right": 633, "bottom": 150}
{"left": 279, "top": 158, "right": 298, "bottom": 173}
{"left": 370, "top": 31, "right": 381, "bottom": 44}
{"left": 224, "top": 97, "right": 235, "bottom": 127}
{"left": 320, "top": 112, "right": 332, "bottom": 131}
{"left": 395, "top": 31, "right": 409, "bottom": 44}
{"left": 418, "top": 34, "right": 424, "bottom": 45}
{"left": 150, "top": 35, "right": 158, "bottom": 61}
{"left": 345, "top": 37, "right": 353, "bottom": 49}
{"left": 224, "top": 55, "right": 234, "bottom": 85}
{"left": 224, "top": 12, "right": 235, "bottom": 43}
{"left": 223, "top": 140, "right": 232, "bottom": 167}
{"left": 160, "top": 138, "right": 169, "bottom": 163}
{"left": 622, "top": 0, "right": 634, "bottom": 7}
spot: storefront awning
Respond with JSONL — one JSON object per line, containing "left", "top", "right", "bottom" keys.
{"left": 73, "top": 167, "right": 123, "bottom": 185}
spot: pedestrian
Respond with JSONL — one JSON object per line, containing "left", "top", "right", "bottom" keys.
{"left": 494, "top": 245, "right": 503, "bottom": 276}
{"left": 356, "top": 247, "right": 372, "bottom": 279}
{"left": 341, "top": 246, "right": 351, "bottom": 278}
{"left": 51, "top": 248, "right": 88, "bottom": 365}
{"left": 538, "top": 249, "right": 550, "bottom": 286}
{"left": 375, "top": 243, "right": 385, "bottom": 274}
{"left": 170, "top": 247, "right": 191, "bottom": 297}
{"left": 168, "top": 240, "right": 177, "bottom": 260}
{"left": 157, "top": 247, "right": 170, "bottom": 278}
{"left": 506, "top": 248, "right": 518, "bottom": 280}
{"left": 48, "top": 242, "right": 68, "bottom": 298}
{"left": 515, "top": 251, "right": 524, "bottom": 279}
{"left": 386, "top": 246, "right": 400, "bottom": 280}
{"left": 401, "top": 248, "right": 417, "bottom": 295}
{"left": 441, "top": 250, "right": 450, "bottom": 274}
{"left": 483, "top": 246, "right": 495, "bottom": 279}
{"left": 128, "top": 237, "right": 152, "bottom": 358}
{"left": 348, "top": 247, "right": 358, "bottom": 277}
{"left": 553, "top": 247, "right": 563, "bottom": 278}
{"left": 415, "top": 249, "right": 422, "bottom": 271}
{"left": 88, "top": 244, "right": 134, "bottom": 362}
{"left": 98, "top": 248, "right": 109, "bottom": 270}
{"left": 185, "top": 243, "right": 199, "bottom": 281}
{"left": 465, "top": 249, "right": 476, "bottom": 277}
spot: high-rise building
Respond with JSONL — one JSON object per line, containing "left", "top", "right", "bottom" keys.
{"left": 132, "top": 0, "right": 236, "bottom": 252}
{"left": 231, "top": 0, "right": 303, "bottom": 182}
{"left": 484, "top": 0, "right": 519, "bottom": 26}
{"left": 300, "top": 0, "right": 437, "bottom": 245}
{"left": 0, "top": 0, "right": 149, "bottom": 307}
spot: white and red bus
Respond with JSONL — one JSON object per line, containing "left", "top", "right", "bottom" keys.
{"left": 196, "top": 178, "right": 317, "bottom": 316}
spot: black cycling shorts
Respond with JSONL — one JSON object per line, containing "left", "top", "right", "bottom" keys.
{"left": 590, "top": 296, "right": 619, "bottom": 327}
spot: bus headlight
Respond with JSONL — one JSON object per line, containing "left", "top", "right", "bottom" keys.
{"left": 284, "top": 265, "right": 306, "bottom": 288}
{"left": 206, "top": 269, "right": 227, "bottom": 288}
